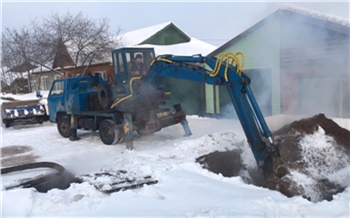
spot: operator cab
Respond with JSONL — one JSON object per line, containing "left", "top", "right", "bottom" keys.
{"left": 112, "top": 47, "right": 155, "bottom": 84}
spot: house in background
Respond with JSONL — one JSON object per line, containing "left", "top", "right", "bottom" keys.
{"left": 31, "top": 40, "right": 114, "bottom": 91}
{"left": 31, "top": 69, "right": 62, "bottom": 91}
{"left": 208, "top": 5, "right": 349, "bottom": 118}
{"left": 122, "top": 22, "right": 217, "bottom": 115}
{"left": 31, "top": 40, "right": 74, "bottom": 91}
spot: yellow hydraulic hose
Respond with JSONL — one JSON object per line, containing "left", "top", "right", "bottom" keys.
{"left": 129, "top": 76, "right": 142, "bottom": 95}
{"left": 110, "top": 76, "right": 142, "bottom": 109}
{"left": 209, "top": 52, "right": 245, "bottom": 81}
{"left": 150, "top": 58, "right": 173, "bottom": 66}
{"left": 111, "top": 57, "right": 174, "bottom": 109}
{"left": 110, "top": 95, "right": 132, "bottom": 109}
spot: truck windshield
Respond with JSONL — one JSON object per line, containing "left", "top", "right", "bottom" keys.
{"left": 50, "top": 81, "right": 64, "bottom": 96}
{"left": 127, "top": 51, "right": 155, "bottom": 78}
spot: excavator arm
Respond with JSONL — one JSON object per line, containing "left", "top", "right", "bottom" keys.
{"left": 142, "top": 53, "right": 281, "bottom": 177}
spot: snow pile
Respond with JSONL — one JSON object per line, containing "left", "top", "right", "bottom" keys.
{"left": 300, "top": 128, "right": 350, "bottom": 181}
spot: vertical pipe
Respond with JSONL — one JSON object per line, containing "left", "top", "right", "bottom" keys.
{"left": 69, "top": 115, "right": 79, "bottom": 141}
{"left": 123, "top": 113, "right": 133, "bottom": 150}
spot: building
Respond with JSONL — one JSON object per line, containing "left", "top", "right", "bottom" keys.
{"left": 122, "top": 22, "right": 217, "bottom": 115}
{"left": 64, "top": 62, "right": 113, "bottom": 82}
{"left": 208, "top": 5, "right": 349, "bottom": 118}
{"left": 31, "top": 40, "right": 114, "bottom": 91}
{"left": 31, "top": 69, "right": 62, "bottom": 91}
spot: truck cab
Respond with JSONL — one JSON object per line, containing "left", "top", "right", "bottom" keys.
{"left": 112, "top": 47, "right": 155, "bottom": 85}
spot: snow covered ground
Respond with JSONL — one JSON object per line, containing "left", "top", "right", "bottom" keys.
{"left": 1, "top": 115, "right": 350, "bottom": 217}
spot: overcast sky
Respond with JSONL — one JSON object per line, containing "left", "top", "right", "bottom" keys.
{"left": 2, "top": 1, "right": 349, "bottom": 47}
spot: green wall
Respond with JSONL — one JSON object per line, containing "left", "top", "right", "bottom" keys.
{"left": 162, "top": 78, "right": 204, "bottom": 115}
{"left": 208, "top": 16, "right": 281, "bottom": 115}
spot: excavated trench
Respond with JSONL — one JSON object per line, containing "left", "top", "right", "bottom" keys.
{"left": 197, "top": 114, "right": 350, "bottom": 202}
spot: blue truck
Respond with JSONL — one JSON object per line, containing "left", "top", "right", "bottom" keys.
{"left": 47, "top": 48, "right": 189, "bottom": 145}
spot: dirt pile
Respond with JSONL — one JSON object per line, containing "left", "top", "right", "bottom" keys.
{"left": 274, "top": 113, "right": 350, "bottom": 156}
{"left": 271, "top": 114, "right": 350, "bottom": 201}
{"left": 197, "top": 114, "right": 350, "bottom": 202}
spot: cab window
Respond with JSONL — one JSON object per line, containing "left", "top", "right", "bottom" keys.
{"left": 50, "top": 81, "right": 64, "bottom": 96}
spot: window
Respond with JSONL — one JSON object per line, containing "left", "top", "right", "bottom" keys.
{"left": 50, "top": 81, "right": 64, "bottom": 96}
{"left": 30, "top": 80, "right": 37, "bottom": 90}
{"left": 118, "top": 53, "right": 125, "bottom": 73}
{"left": 41, "top": 76, "right": 50, "bottom": 90}
{"left": 113, "top": 53, "right": 118, "bottom": 75}
{"left": 93, "top": 71, "right": 107, "bottom": 81}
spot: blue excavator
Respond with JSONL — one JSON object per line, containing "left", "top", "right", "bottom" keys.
{"left": 2, "top": 47, "right": 284, "bottom": 195}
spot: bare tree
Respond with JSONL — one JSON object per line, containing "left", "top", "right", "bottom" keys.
{"left": 32, "top": 12, "right": 121, "bottom": 75}
{"left": 1, "top": 27, "right": 37, "bottom": 92}
{"left": 2, "top": 11, "right": 122, "bottom": 92}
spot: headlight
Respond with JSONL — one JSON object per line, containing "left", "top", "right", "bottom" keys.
{"left": 40, "top": 105, "right": 45, "bottom": 113}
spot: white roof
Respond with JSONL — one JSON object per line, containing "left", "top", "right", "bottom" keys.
{"left": 122, "top": 22, "right": 217, "bottom": 56}
{"left": 281, "top": 4, "right": 350, "bottom": 27}
{"left": 134, "top": 37, "right": 217, "bottom": 56}
{"left": 121, "top": 22, "right": 172, "bottom": 45}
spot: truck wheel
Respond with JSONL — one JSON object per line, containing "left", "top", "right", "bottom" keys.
{"left": 99, "top": 119, "right": 120, "bottom": 145}
{"left": 37, "top": 117, "right": 44, "bottom": 124}
{"left": 57, "top": 117, "right": 71, "bottom": 138}
{"left": 98, "top": 85, "right": 113, "bottom": 110}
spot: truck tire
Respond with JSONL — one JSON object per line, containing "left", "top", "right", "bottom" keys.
{"left": 36, "top": 117, "right": 44, "bottom": 124}
{"left": 99, "top": 119, "right": 120, "bottom": 145}
{"left": 57, "top": 117, "right": 71, "bottom": 138}
{"left": 98, "top": 85, "right": 113, "bottom": 110}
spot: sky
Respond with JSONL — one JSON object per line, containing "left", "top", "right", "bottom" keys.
{"left": 1, "top": 1, "right": 349, "bottom": 47}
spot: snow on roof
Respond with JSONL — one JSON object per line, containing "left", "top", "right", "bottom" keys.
{"left": 134, "top": 37, "right": 217, "bottom": 56}
{"left": 121, "top": 22, "right": 173, "bottom": 45}
{"left": 281, "top": 4, "right": 350, "bottom": 27}
{"left": 121, "top": 21, "right": 216, "bottom": 55}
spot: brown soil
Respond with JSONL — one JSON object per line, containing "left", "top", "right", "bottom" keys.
{"left": 196, "top": 150, "right": 243, "bottom": 177}
{"left": 197, "top": 114, "right": 350, "bottom": 202}
{"left": 270, "top": 114, "right": 350, "bottom": 201}
{"left": 274, "top": 114, "right": 350, "bottom": 154}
